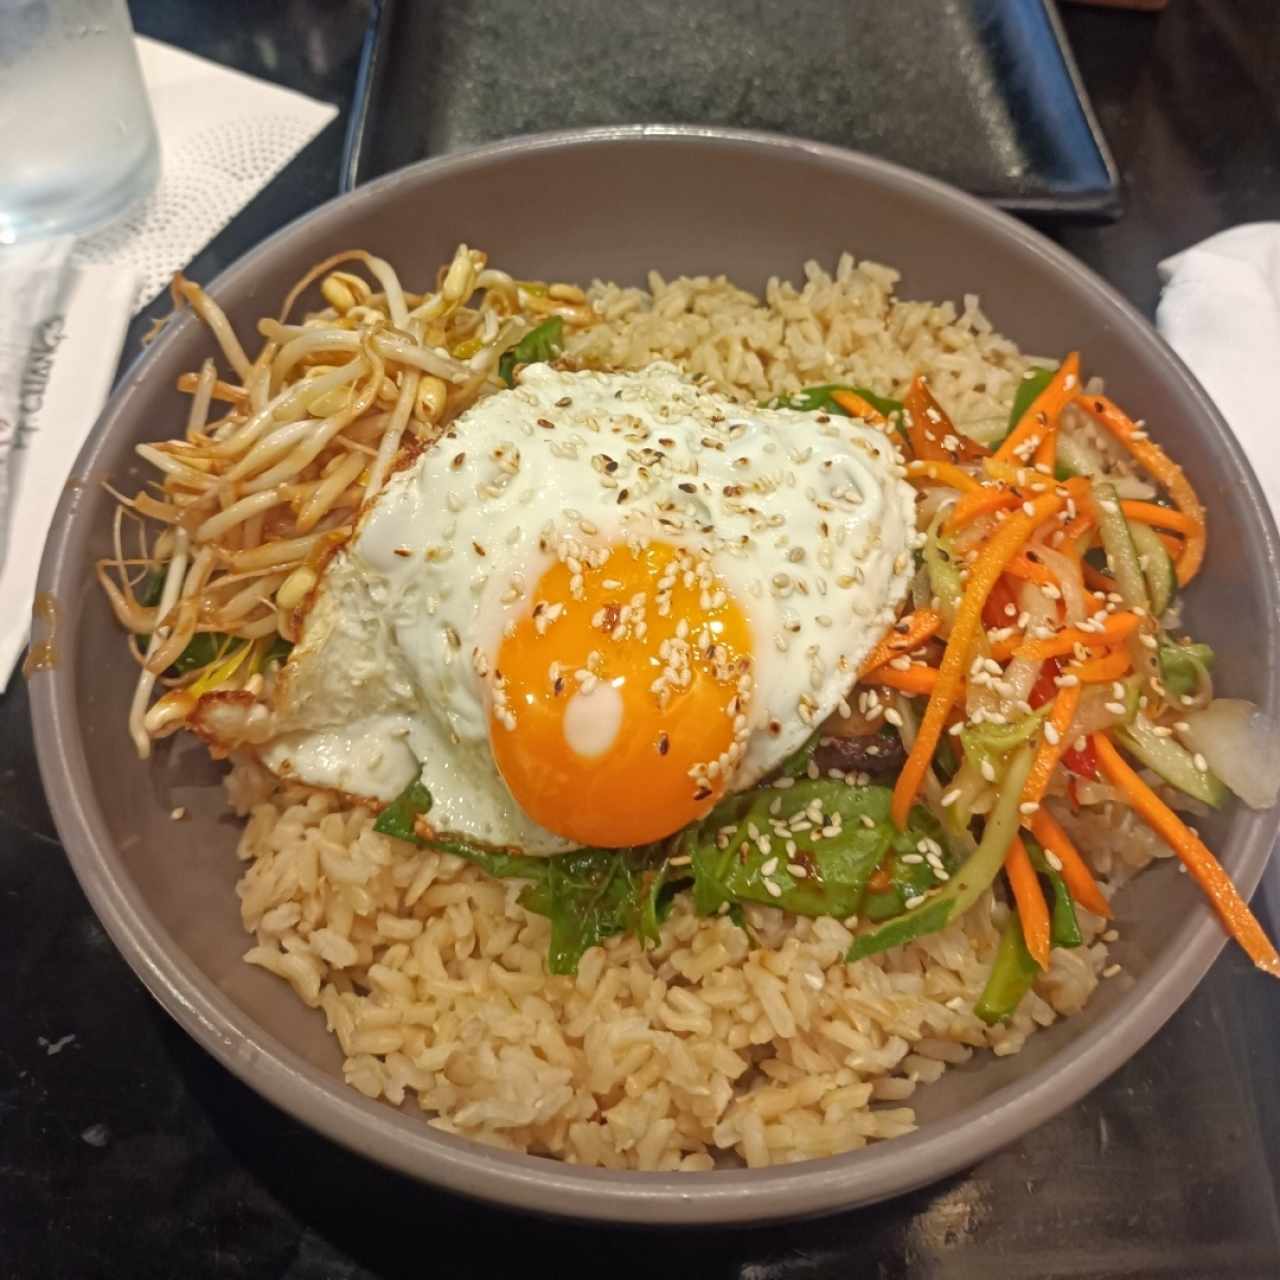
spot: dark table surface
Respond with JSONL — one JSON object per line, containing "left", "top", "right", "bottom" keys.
{"left": 4, "top": 2, "right": 1280, "bottom": 1277}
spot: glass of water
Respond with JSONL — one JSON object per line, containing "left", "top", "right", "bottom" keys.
{"left": 0, "top": 0, "right": 159, "bottom": 244}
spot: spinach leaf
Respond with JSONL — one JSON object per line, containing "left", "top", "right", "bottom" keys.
{"left": 373, "top": 771, "right": 435, "bottom": 843}
{"left": 498, "top": 316, "right": 565, "bottom": 386}
{"left": 861, "top": 804, "right": 954, "bottom": 921}
{"left": 686, "top": 780, "right": 910, "bottom": 922}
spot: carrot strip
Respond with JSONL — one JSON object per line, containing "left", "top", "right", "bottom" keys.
{"left": 903, "top": 375, "right": 989, "bottom": 463}
{"left": 1082, "top": 561, "right": 1117, "bottom": 594}
{"left": 1014, "top": 612, "right": 1140, "bottom": 661}
{"left": 983, "top": 576, "right": 1018, "bottom": 630}
{"left": 857, "top": 610, "right": 943, "bottom": 679}
{"left": 871, "top": 665, "right": 940, "bottom": 696}
{"left": 1071, "top": 648, "right": 1131, "bottom": 683}
{"left": 1029, "top": 808, "right": 1112, "bottom": 919}
{"left": 1004, "top": 552, "right": 1058, "bottom": 587}
{"left": 1033, "top": 426, "right": 1057, "bottom": 471}
{"left": 1074, "top": 394, "right": 1206, "bottom": 585}
{"left": 993, "top": 353, "right": 1080, "bottom": 465}
{"left": 1006, "top": 835, "right": 1052, "bottom": 970}
{"left": 891, "top": 491, "right": 1066, "bottom": 828}
{"left": 1059, "top": 511, "right": 1095, "bottom": 545}
{"left": 830, "top": 389, "right": 887, "bottom": 424}
{"left": 944, "top": 486, "right": 1017, "bottom": 534}
{"left": 1119, "top": 500, "right": 1200, "bottom": 536}
{"left": 1156, "top": 531, "right": 1184, "bottom": 559}
{"left": 1092, "top": 733, "right": 1280, "bottom": 977}
{"left": 1022, "top": 683, "right": 1082, "bottom": 810}
{"left": 905, "top": 459, "right": 983, "bottom": 494}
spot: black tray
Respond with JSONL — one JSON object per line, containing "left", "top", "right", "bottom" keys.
{"left": 342, "top": 0, "right": 1120, "bottom": 217}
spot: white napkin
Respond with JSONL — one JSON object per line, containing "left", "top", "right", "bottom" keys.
{"left": 1156, "top": 223, "right": 1280, "bottom": 516}
{"left": 0, "top": 38, "right": 337, "bottom": 685}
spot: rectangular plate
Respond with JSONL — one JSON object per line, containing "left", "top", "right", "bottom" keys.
{"left": 343, "top": 0, "right": 1120, "bottom": 217}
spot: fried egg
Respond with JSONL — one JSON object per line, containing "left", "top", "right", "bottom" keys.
{"left": 257, "top": 363, "right": 917, "bottom": 852}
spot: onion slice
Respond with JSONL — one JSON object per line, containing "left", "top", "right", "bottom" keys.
{"left": 1182, "top": 699, "right": 1280, "bottom": 810}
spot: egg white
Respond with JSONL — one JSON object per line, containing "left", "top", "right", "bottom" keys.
{"left": 258, "top": 362, "right": 917, "bottom": 851}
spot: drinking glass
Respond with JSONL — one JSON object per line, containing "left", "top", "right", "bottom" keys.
{"left": 0, "top": 0, "right": 159, "bottom": 244}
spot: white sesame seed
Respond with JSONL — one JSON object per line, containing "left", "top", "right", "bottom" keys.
{"left": 1018, "top": 801, "right": 1040, "bottom": 816}
{"left": 764, "top": 879, "right": 783, "bottom": 899}
{"left": 1044, "top": 722, "right": 1060, "bottom": 746}
{"left": 1102, "top": 963, "right": 1122, "bottom": 979}
{"left": 941, "top": 788, "right": 962, "bottom": 807}
{"left": 1044, "top": 850, "right": 1064, "bottom": 872}
{"left": 904, "top": 894, "right": 927, "bottom": 909}
{"left": 980, "top": 759, "right": 997, "bottom": 783}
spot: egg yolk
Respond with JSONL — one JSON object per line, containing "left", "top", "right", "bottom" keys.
{"left": 489, "top": 541, "right": 754, "bottom": 848}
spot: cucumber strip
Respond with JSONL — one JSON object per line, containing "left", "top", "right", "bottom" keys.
{"left": 1092, "top": 481, "right": 1149, "bottom": 612}
{"left": 1128, "top": 518, "right": 1177, "bottom": 617}
{"left": 1114, "top": 714, "right": 1227, "bottom": 808}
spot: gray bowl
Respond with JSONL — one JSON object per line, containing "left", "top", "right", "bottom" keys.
{"left": 29, "top": 126, "right": 1280, "bottom": 1225}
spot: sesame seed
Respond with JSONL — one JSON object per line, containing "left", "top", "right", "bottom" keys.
{"left": 1193, "top": 752, "right": 1209, "bottom": 772}
{"left": 1018, "top": 801, "right": 1040, "bottom": 816}
{"left": 1102, "top": 963, "right": 1122, "bottom": 979}
{"left": 764, "top": 879, "right": 783, "bottom": 899}
{"left": 1044, "top": 850, "right": 1064, "bottom": 872}
{"left": 980, "top": 759, "right": 997, "bottom": 783}
{"left": 904, "top": 894, "right": 927, "bottom": 909}
{"left": 941, "top": 788, "right": 961, "bottom": 807}
{"left": 1044, "top": 723, "right": 1060, "bottom": 746}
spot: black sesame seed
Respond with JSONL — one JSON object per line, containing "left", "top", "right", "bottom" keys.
{"left": 657, "top": 733, "right": 670, "bottom": 756}
{"left": 536, "top": 418, "right": 555, "bottom": 429}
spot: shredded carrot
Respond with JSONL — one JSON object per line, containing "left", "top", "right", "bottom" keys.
{"left": 905, "top": 459, "right": 983, "bottom": 494}
{"left": 1004, "top": 552, "right": 1058, "bottom": 587}
{"left": 1014, "top": 612, "right": 1140, "bottom": 661}
{"left": 1059, "top": 511, "right": 1095, "bottom": 547}
{"left": 830, "top": 389, "right": 887, "bottom": 424}
{"left": 858, "top": 610, "right": 942, "bottom": 679}
{"left": 1033, "top": 426, "right": 1057, "bottom": 471}
{"left": 867, "top": 864, "right": 893, "bottom": 893}
{"left": 891, "top": 491, "right": 1066, "bottom": 828}
{"left": 1082, "top": 561, "right": 1117, "bottom": 594}
{"left": 1156, "top": 530, "right": 1184, "bottom": 559}
{"left": 1071, "top": 648, "right": 1131, "bottom": 683}
{"left": 903, "top": 375, "right": 988, "bottom": 463}
{"left": 871, "top": 665, "right": 939, "bottom": 696}
{"left": 983, "top": 576, "right": 1018, "bottom": 630}
{"left": 1119, "top": 500, "right": 1199, "bottom": 536}
{"left": 1075, "top": 394, "right": 1206, "bottom": 585}
{"left": 944, "top": 486, "right": 1017, "bottom": 534}
{"left": 1092, "top": 733, "right": 1280, "bottom": 977}
{"left": 1029, "top": 808, "right": 1111, "bottom": 919}
{"left": 1006, "top": 835, "right": 1052, "bottom": 970}
{"left": 1022, "top": 683, "right": 1082, "bottom": 810}
{"left": 993, "top": 353, "right": 1080, "bottom": 465}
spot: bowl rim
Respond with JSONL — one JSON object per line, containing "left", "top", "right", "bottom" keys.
{"left": 29, "top": 123, "right": 1280, "bottom": 1225}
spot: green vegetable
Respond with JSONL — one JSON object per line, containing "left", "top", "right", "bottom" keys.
{"left": 1003, "top": 368, "right": 1056, "bottom": 442}
{"left": 372, "top": 770, "right": 674, "bottom": 974}
{"left": 1025, "top": 836, "right": 1083, "bottom": 948}
{"left": 1129, "top": 519, "right": 1177, "bottom": 616}
{"left": 769, "top": 383, "right": 903, "bottom": 419}
{"left": 1053, "top": 429, "right": 1106, "bottom": 481}
{"left": 923, "top": 509, "right": 965, "bottom": 623}
{"left": 171, "top": 632, "right": 241, "bottom": 675}
{"left": 138, "top": 569, "right": 166, "bottom": 608}
{"left": 974, "top": 912, "right": 1039, "bottom": 1024}
{"left": 1159, "top": 641, "right": 1213, "bottom": 698}
{"left": 498, "top": 316, "right": 565, "bottom": 386}
{"left": 1114, "top": 713, "right": 1226, "bottom": 808}
{"left": 373, "top": 769, "right": 948, "bottom": 974}
{"left": 687, "top": 780, "right": 913, "bottom": 922}
{"left": 774, "top": 731, "right": 821, "bottom": 780}
{"left": 849, "top": 744, "right": 1034, "bottom": 961}
{"left": 262, "top": 634, "right": 294, "bottom": 669}
{"left": 861, "top": 806, "right": 954, "bottom": 922}
{"left": 372, "top": 772, "right": 435, "bottom": 843}
{"left": 1093, "top": 481, "right": 1149, "bottom": 611}
{"left": 960, "top": 707, "right": 1050, "bottom": 777}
